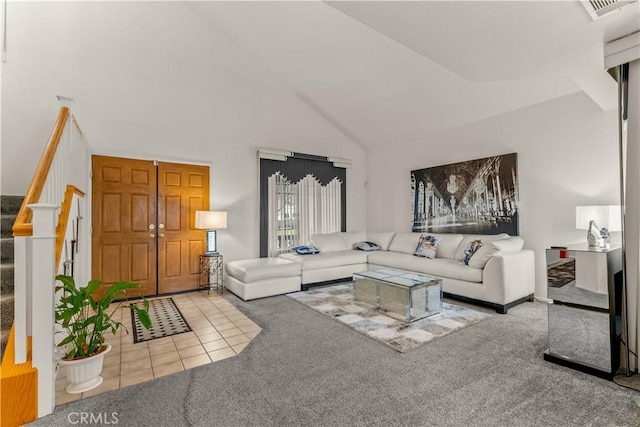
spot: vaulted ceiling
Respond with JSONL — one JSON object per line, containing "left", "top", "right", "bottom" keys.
{"left": 6, "top": 1, "right": 639, "bottom": 157}
{"left": 185, "top": 0, "right": 638, "bottom": 150}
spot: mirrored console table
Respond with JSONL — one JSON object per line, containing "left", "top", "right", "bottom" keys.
{"left": 544, "top": 244, "right": 623, "bottom": 379}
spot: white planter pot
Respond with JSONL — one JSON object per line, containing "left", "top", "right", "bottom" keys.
{"left": 58, "top": 344, "right": 111, "bottom": 394}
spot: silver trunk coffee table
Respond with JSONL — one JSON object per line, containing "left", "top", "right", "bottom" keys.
{"left": 352, "top": 268, "right": 442, "bottom": 322}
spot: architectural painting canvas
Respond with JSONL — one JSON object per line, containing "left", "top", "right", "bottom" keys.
{"left": 411, "top": 153, "right": 519, "bottom": 235}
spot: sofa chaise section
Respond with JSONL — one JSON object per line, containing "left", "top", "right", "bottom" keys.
{"left": 279, "top": 231, "right": 370, "bottom": 288}
{"left": 225, "top": 258, "right": 301, "bottom": 301}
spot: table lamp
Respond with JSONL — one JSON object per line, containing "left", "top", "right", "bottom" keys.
{"left": 195, "top": 211, "right": 227, "bottom": 254}
{"left": 575, "top": 205, "right": 621, "bottom": 247}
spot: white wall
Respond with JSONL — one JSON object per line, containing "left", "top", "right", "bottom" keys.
{"left": 367, "top": 92, "right": 620, "bottom": 297}
{"left": 0, "top": 2, "right": 367, "bottom": 263}
{"left": 2, "top": 2, "right": 620, "bottom": 296}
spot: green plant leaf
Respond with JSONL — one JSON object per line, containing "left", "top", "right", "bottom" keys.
{"left": 133, "top": 307, "right": 152, "bottom": 329}
{"left": 57, "top": 335, "right": 75, "bottom": 346}
{"left": 82, "top": 279, "right": 103, "bottom": 296}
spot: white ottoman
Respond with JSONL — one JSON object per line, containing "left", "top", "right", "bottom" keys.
{"left": 225, "top": 258, "right": 302, "bottom": 301}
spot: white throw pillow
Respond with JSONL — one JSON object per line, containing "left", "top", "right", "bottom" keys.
{"left": 468, "top": 243, "right": 499, "bottom": 269}
{"left": 366, "top": 232, "right": 396, "bottom": 251}
{"left": 493, "top": 237, "right": 525, "bottom": 252}
{"left": 467, "top": 236, "right": 525, "bottom": 269}
{"left": 389, "top": 232, "right": 422, "bottom": 255}
{"left": 311, "top": 233, "right": 349, "bottom": 252}
{"left": 454, "top": 234, "right": 509, "bottom": 260}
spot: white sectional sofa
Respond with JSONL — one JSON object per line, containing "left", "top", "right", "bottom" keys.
{"left": 278, "top": 231, "right": 535, "bottom": 314}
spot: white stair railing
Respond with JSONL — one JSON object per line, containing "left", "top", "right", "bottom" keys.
{"left": 11, "top": 103, "right": 88, "bottom": 418}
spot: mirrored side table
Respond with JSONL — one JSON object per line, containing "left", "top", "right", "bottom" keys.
{"left": 544, "top": 244, "right": 623, "bottom": 379}
{"left": 198, "top": 253, "right": 224, "bottom": 295}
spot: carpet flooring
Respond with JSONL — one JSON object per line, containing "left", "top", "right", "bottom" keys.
{"left": 287, "top": 283, "right": 491, "bottom": 352}
{"left": 31, "top": 295, "right": 640, "bottom": 427}
{"left": 131, "top": 297, "right": 191, "bottom": 343}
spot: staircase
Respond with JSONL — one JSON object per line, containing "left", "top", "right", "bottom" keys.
{"left": 1, "top": 195, "right": 23, "bottom": 360}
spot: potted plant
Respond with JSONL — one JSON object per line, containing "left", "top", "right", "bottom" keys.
{"left": 55, "top": 274, "right": 152, "bottom": 393}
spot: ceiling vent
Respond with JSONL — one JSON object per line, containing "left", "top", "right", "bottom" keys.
{"left": 582, "top": 0, "right": 638, "bottom": 20}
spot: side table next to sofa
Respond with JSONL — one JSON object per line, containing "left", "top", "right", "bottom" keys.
{"left": 199, "top": 253, "right": 224, "bottom": 294}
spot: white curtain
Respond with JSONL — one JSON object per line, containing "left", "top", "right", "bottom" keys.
{"left": 625, "top": 60, "right": 640, "bottom": 371}
{"left": 267, "top": 173, "right": 342, "bottom": 257}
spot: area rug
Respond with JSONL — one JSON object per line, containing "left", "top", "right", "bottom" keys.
{"left": 547, "top": 259, "right": 576, "bottom": 288}
{"left": 287, "top": 283, "right": 492, "bottom": 353}
{"left": 130, "top": 297, "right": 191, "bottom": 343}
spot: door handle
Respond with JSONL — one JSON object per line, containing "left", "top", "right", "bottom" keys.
{"left": 149, "top": 233, "right": 156, "bottom": 238}
{"left": 159, "top": 233, "right": 165, "bottom": 238}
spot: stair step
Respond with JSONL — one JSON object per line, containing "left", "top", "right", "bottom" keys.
{"left": 1, "top": 238, "right": 14, "bottom": 263}
{"left": 0, "top": 293, "right": 14, "bottom": 361}
{"left": 1, "top": 293, "right": 14, "bottom": 331}
{"left": 0, "top": 196, "right": 21, "bottom": 362}
{"left": 1, "top": 214, "right": 16, "bottom": 238}
{"left": 1, "top": 196, "right": 24, "bottom": 215}
{"left": 1, "top": 264, "right": 14, "bottom": 294}
{"left": 0, "top": 328, "right": 10, "bottom": 361}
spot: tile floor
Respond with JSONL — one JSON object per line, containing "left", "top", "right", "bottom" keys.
{"left": 55, "top": 291, "right": 261, "bottom": 404}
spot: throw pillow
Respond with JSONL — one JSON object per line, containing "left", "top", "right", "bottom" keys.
{"left": 454, "top": 234, "right": 509, "bottom": 260}
{"left": 291, "top": 245, "right": 320, "bottom": 255}
{"left": 352, "top": 241, "right": 381, "bottom": 251}
{"left": 462, "top": 240, "right": 483, "bottom": 265}
{"left": 467, "top": 242, "right": 499, "bottom": 269}
{"left": 414, "top": 234, "right": 441, "bottom": 259}
{"left": 493, "top": 237, "right": 525, "bottom": 252}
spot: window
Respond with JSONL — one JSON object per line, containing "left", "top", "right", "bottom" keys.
{"left": 259, "top": 150, "right": 347, "bottom": 257}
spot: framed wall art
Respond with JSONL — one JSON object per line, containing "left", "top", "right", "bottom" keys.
{"left": 411, "top": 153, "right": 519, "bottom": 235}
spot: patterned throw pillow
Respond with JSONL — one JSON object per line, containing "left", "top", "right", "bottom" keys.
{"left": 414, "top": 234, "right": 441, "bottom": 259}
{"left": 291, "top": 245, "right": 320, "bottom": 255}
{"left": 462, "top": 240, "right": 483, "bottom": 265}
{"left": 352, "top": 241, "right": 381, "bottom": 251}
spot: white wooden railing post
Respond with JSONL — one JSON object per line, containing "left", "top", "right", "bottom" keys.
{"left": 28, "top": 203, "right": 59, "bottom": 418}
{"left": 13, "top": 235, "right": 28, "bottom": 363}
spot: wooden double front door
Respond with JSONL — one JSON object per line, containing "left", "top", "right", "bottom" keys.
{"left": 92, "top": 156, "right": 210, "bottom": 297}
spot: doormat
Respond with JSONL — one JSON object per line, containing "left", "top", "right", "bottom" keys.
{"left": 130, "top": 297, "right": 191, "bottom": 343}
{"left": 287, "top": 283, "right": 492, "bottom": 353}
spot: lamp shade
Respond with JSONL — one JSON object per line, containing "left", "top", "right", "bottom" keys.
{"left": 195, "top": 211, "right": 227, "bottom": 230}
{"left": 575, "top": 205, "right": 621, "bottom": 231}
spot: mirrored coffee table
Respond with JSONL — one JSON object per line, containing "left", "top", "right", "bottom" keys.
{"left": 353, "top": 268, "right": 442, "bottom": 322}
